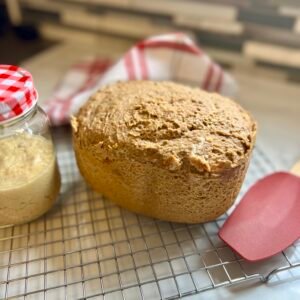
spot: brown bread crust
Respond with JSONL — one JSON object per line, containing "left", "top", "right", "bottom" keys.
{"left": 72, "top": 81, "right": 256, "bottom": 223}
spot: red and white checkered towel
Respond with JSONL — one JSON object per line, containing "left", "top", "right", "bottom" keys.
{"left": 44, "top": 33, "right": 237, "bottom": 126}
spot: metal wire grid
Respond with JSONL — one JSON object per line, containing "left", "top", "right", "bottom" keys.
{"left": 0, "top": 127, "right": 299, "bottom": 300}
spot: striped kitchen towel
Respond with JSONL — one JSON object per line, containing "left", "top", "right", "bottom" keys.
{"left": 44, "top": 32, "right": 237, "bottom": 126}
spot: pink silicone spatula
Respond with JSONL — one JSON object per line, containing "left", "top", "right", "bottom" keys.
{"left": 219, "top": 161, "right": 300, "bottom": 261}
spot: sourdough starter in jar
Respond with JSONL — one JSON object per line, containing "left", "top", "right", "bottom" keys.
{"left": 0, "top": 133, "right": 60, "bottom": 225}
{"left": 0, "top": 64, "right": 61, "bottom": 225}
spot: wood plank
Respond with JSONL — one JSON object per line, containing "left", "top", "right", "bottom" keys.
{"left": 243, "top": 41, "right": 300, "bottom": 68}
{"left": 174, "top": 16, "right": 244, "bottom": 35}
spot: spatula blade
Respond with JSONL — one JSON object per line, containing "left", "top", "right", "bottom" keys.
{"left": 219, "top": 172, "right": 300, "bottom": 261}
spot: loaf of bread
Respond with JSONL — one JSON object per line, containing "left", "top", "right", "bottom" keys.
{"left": 72, "top": 81, "right": 256, "bottom": 223}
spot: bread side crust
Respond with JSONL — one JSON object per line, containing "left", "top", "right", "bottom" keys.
{"left": 73, "top": 136, "right": 251, "bottom": 223}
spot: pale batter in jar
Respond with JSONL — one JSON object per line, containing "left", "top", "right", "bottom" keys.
{"left": 0, "top": 133, "right": 60, "bottom": 225}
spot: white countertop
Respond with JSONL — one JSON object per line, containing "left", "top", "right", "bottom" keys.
{"left": 22, "top": 32, "right": 300, "bottom": 299}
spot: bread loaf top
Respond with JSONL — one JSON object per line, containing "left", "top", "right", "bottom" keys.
{"left": 72, "top": 81, "right": 256, "bottom": 173}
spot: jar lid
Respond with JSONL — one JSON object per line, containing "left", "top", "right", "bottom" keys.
{"left": 0, "top": 65, "right": 38, "bottom": 123}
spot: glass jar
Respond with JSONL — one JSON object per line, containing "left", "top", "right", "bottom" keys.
{"left": 0, "top": 65, "right": 61, "bottom": 225}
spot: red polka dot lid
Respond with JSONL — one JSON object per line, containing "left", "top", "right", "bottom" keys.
{"left": 0, "top": 65, "right": 38, "bottom": 123}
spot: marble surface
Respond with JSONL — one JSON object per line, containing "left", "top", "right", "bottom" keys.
{"left": 21, "top": 33, "right": 300, "bottom": 299}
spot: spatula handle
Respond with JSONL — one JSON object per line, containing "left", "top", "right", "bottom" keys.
{"left": 291, "top": 161, "right": 300, "bottom": 177}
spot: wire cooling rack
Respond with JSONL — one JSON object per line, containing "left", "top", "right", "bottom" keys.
{"left": 1, "top": 126, "right": 300, "bottom": 300}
